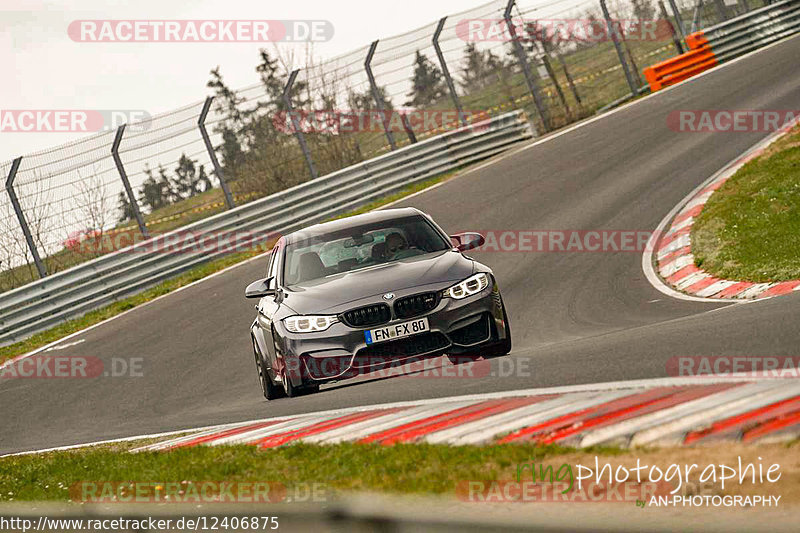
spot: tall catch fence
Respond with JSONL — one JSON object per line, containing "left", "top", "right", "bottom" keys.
{"left": 0, "top": 0, "right": 770, "bottom": 293}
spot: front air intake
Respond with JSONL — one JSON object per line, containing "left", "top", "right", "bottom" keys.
{"left": 341, "top": 303, "right": 391, "bottom": 328}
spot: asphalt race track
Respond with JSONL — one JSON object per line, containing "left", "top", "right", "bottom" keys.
{"left": 2, "top": 37, "right": 799, "bottom": 455}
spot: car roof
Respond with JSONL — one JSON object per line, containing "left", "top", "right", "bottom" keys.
{"left": 284, "top": 207, "right": 426, "bottom": 244}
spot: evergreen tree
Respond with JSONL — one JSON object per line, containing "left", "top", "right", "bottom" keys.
{"left": 459, "top": 44, "right": 504, "bottom": 92}
{"left": 117, "top": 192, "right": 135, "bottom": 223}
{"left": 140, "top": 165, "right": 170, "bottom": 212}
{"left": 631, "top": 0, "right": 656, "bottom": 22}
{"left": 173, "top": 154, "right": 200, "bottom": 199}
{"left": 207, "top": 67, "right": 247, "bottom": 175}
{"left": 256, "top": 48, "right": 308, "bottom": 112}
{"left": 197, "top": 164, "right": 213, "bottom": 193}
{"left": 405, "top": 51, "right": 446, "bottom": 107}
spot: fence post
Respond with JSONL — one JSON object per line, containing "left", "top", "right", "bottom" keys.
{"left": 198, "top": 96, "right": 235, "bottom": 209}
{"left": 600, "top": 0, "right": 639, "bottom": 96}
{"left": 667, "top": 0, "right": 687, "bottom": 40}
{"left": 111, "top": 124, "right": 149, "bottom": 239}
{"left": 660, "top": 0, "right": 685, "bottom": 53}
{"left": 432, "top": 17, "right": 468, "bottom": 128}
{"left": 713, "top": 0, "right": 730, "bottom": 21}
{"left": 283, "top": 69, "right": 318, "bottom": 180}
{"left": 690, "top": 0, "right": 705, "bottom": 33}
{"left": 504, "top": 0, "right": 551, "bottom": 132}
{"left": 5, "top": 157, "right": 47, "bottom": 278}
{"left": 364, "top": 40, "right": 397, "bottom": 151}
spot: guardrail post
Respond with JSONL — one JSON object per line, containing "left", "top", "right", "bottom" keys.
{"left": 198, "top": 96, "right": 235, "bottom": 209}
{"left": 283, "top": 69, "right": 318, "bottom": 179}
{"left": 5, "top": 157, "right": 47, "bottom": 278}
{"left": 364, "top": 41, "right": 397, "bottom": 151}
{"left": 433, "top": 17, "right": 468, "bottom": 128}
{"left": 600, "top": 0, "right": 639, "bottom": 97}
{"left": 660, "top": 0, "right": 685, "bottom": 53}
{"left": 111, "top": 124, "right": 149, "bottom": 239}
{"left": 667, "top": 0, "right": 687, "bottom": 40}
{"left": 504, "top": 0, "right": 551, "bottom": 132}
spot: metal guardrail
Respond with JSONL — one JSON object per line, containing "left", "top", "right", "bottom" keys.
{"left": 0, "top": 111, "right": 532, "bottom": 346}
{"left": 644, "top": 0, "right": 800, "bottom": 91}
{"left": 694, "top": 0, "right": 800, "bottom": 60}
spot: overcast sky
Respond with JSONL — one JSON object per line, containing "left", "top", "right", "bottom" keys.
{"left": 2, "top": 0, "right": 498, "bottom": 162}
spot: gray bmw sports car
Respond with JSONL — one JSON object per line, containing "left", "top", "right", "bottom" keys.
{"left": 245, "top": 207, "right": 511, "bottom": 399}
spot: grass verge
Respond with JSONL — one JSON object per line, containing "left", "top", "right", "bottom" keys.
{"left": 2, "top": 440, "right": 798, "bottom": 504}
{"left": 0, "top": 442, "right": 623, "bottom": 502}
{"left": 692, "top": 124, "right": 800, "bottom": 282}
{"left": 0, "top": 171, "right": 456, "bottom": 366}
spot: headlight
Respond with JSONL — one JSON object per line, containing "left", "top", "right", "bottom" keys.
{"left": 283, "top": 315, "right": 339, "bottom": 333}
{"left": 442, "top": 273, "right": 490, "bottom": 299}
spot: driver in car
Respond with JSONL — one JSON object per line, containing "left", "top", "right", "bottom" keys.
{"left": 384, "top": 232, "right": 419, "bottom": 260}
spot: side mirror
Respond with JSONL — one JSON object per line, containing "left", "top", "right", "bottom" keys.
{"left": 450, "top": 232, "right": 485, "bottom": 252}
{"left": 245, "top": 277, "right": 276, "bottom": 299}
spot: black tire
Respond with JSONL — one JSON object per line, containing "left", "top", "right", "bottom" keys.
{"left": 283, "top": 372, "right": 320, "bottom": 397}
{"left": 284, "top": 372, "right": 300, "bottom": 398}
{"left": 253, "top": 341, "right": 283, "bottom": 401}
{"left": 484, "top": 305, "right": 512, "bottom": 359}
{"left": 446, "top": 353, "right": 481, "bottom": 365}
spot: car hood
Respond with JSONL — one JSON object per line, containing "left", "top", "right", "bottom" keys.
{"left": 282, "top": 250, "right": 474, "bottom": 314}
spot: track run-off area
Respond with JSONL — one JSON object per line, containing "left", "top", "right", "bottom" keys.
{"left": 1, "top": 36, "right": 799, "bottom": 455}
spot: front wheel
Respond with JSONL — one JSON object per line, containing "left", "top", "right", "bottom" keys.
{"left": 254, "top": 346, "right": 283, "bottom": 401}
{"left": 283, "top": 373, "right": 319, "bottom": 398}
{"left": 484, "top": 305, "right": 512, "bottom": 359}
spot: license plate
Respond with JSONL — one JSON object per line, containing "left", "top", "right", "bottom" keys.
{"left": 365, "top": 317, "right": 429, "bottom": 345}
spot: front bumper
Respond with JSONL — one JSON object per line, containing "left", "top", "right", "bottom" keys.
{"left": 278, "top": 280, "right": 507, "bottom": 383}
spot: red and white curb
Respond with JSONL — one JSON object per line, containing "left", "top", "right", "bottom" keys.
{"left": 130, "top": 376, "right": 800, "bottom": 452}
{"left": 652, "top": 124, "right": 800, "bottom": 300}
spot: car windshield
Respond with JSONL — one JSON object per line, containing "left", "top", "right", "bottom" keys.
{"left": 283, "top": 215, "right": 450, "bottom": 285}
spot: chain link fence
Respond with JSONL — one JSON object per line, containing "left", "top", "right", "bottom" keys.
{"left": 0, "top": 0, "right": 769, "bottom": 293}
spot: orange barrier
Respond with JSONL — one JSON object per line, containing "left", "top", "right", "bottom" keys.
{"left": 685, "top": 31, "right": 710, "bottom": 50}
{"left": 643, "top": 31, "right": 717, "bottom": 92}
